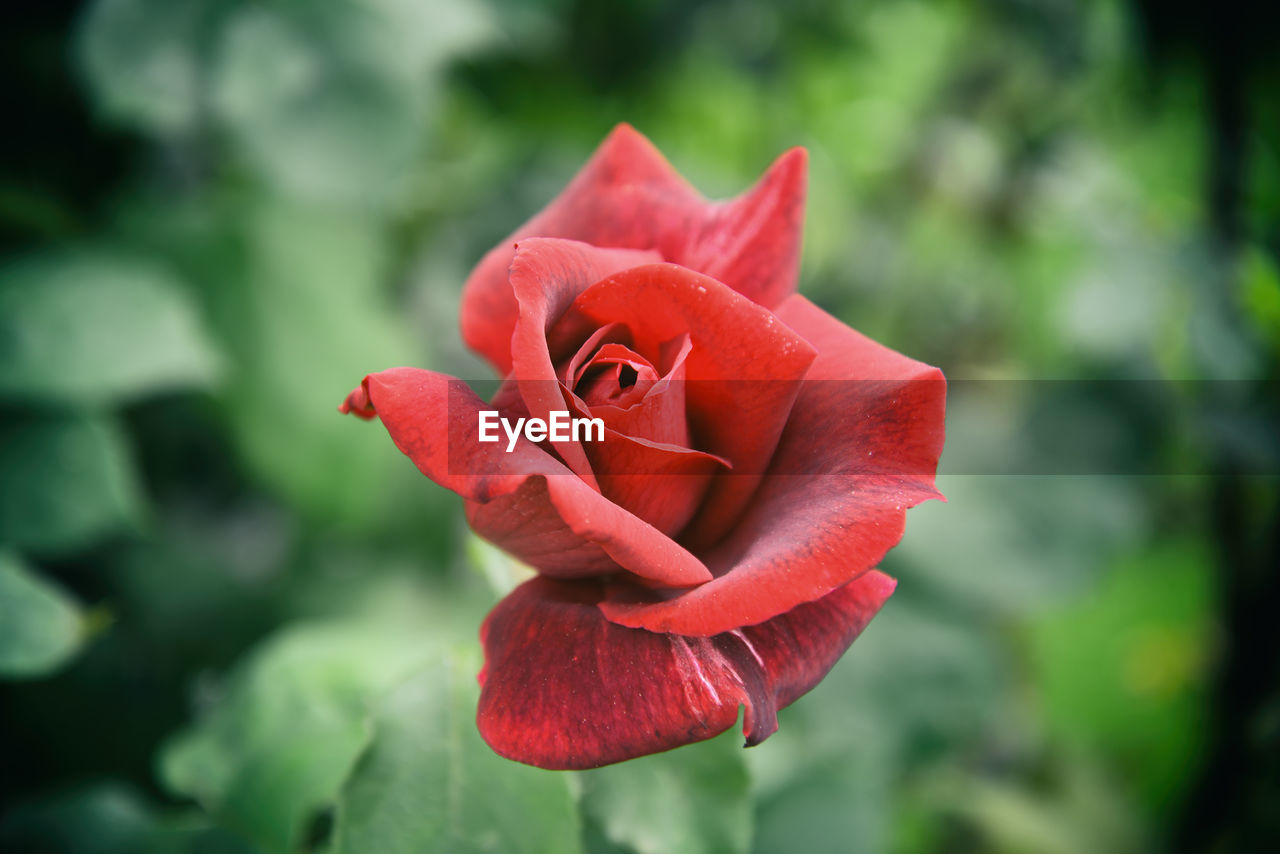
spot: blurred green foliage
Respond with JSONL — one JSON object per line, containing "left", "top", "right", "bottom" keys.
{"left": 0, "top": 249, "right": 220, "bottom": 406}
{"left": 2, "top": 0, "right": 1278, "bottom": 852}
{"left": 0, "top": 552, "right": 86, "bottom": 678}
{"left": 0, "top": 415, "right": 144, "bottom": 555}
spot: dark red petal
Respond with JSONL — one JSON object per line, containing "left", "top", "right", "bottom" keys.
{"left": 587, "top": 430, "right": 728, "bottom": 538}
{"left": 540, "top": 473, "right": 709, "bottom": 587}
{"left": 600, "top": 296, "right": 946, "bottom": 635}
{"left": 570, "top": 333, "right": 693, "bottom": 448}
{"left": 465, "top": 478, "right": 619, "bottom": 578}
{"left": 477, "top": 570, "right": 896, "bottom": 770}
{"left": 562, "top": 322, "right": 631, "bottom": 386}
{"left": 679, "top": 143, "right": 807, "bottom": 310}
{"left": 560, "top": 333, "right": 724, "bottom": 538}
{"left": 571, "top": 264, "right": 817, "bottom": 547}
{"left": 341, "top": 367, "right": 710, "bottom": 587}
{"left": 509, "top": 239, "right": 661, "bottom": 482}
{"left": 573, "top": 343, "right": 659, "bottom": 409}
{"left": 460, "top": 124, "right": 807, "bottom": 374}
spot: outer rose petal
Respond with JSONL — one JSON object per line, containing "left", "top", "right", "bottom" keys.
{"left": 340, "top": 367, "right": 710, "bottom": 587}
{"left": 461, "top": 124, "right": 807, "bottom": 374}
{"left": 477, "top": 570, "right": 896, "bottom": 770}
{"left": 599, "top": 296, "right": 946, "bottom": 635}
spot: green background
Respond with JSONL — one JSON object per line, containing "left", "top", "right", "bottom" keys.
{"left": 2, "top": 1, "right": 1278, "bottom": 852}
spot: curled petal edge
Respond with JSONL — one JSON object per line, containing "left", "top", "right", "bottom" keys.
{"left": 340, "top": 367, "right": 711, "bottom": 588}
{"left": 477, "top": 569, "right": 896, "bottom": 769}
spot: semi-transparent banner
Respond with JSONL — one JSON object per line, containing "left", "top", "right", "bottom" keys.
{"left": 443, "top": 378, "right": 1278, "bottom": 476}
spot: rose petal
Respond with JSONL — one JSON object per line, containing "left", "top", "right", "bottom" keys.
{"left": 573, "top": 342, "right": 658, "bottom": 408}
{"left": 556, "top": 333, "right": 727, "bottom": 537}
{"left": 586, "top": 430, "right": 729, "bottom": 538}
{"left": 569, "top": 333, "right": 693, "bottom": 448}
{"left": 509, "top": 238, "right": 661, "bottom": 483}
{"left": 341, "top": 367, "right": 710, "bottom": 587}
{"left": 599, "top": 296, "right": 946, "bottom": 635}
{"left": 563, "top": 322, "right": 632, "bottom": 387}
{"left": 461, "top": 124, "right": 807, "bottom": 374}
{"left": 465, "top": 478, "right": 618, "bottom": 577}
{"left": 476, "top": 570, "right": 896, "bottom": 769}
{"left": 682, "top": 143, "right": 806, "bottom": 311}
{"left": 569, "top": 264, "right": 817, "bottom": 547}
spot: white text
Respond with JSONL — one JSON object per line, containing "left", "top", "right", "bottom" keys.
{"left": 477, "top": 410, "right": 605, "bottom": 452}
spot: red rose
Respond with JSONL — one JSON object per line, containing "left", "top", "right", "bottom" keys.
{"left": 341, "top": 125, "right": 945, "bottom": 769}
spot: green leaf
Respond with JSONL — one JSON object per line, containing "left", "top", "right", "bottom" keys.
{"left": 0, "top": 781, "right": 260, "bottom": 854}
{"left": 745, "top": 597, "right": 1002, "bottom": 796}
{"left": 0, "top": 551, "right": 84, "bottom": 678}
{"left": 577, "top": 728, "right": 752, "bottom": 854}
{"left": 200, "top": 196, "right": 424, "bottom": 531}
{"left": 914, "top": 754, "right": 1146, "bottom": 854}
{"left": 745, "top": 597, "right": 1004, "bottom": 854}
{"left": 894, "top": 475, "right": 1143, "bottom": 614}
{"left": 751, "top": 742, "right": 894, "bottom": 854}
{"left": 209, "top": 0, "right": 494, "bottom": 206}
{"left": 0, "top": 415, "right": 145, "bottom": 555}
{"left": 77, "top": 0, "right": 224, "bottom": 135}
{"left": 210, "top": 8, "right": 422, "bottom": 206}
{"left": 0, "top": 250, "right": 221, "bottom": 407}
{"left": 0, "top": 782, "right": 162, "bottom": 854}
{"left": 331, "top": 649, "right": 583, "bottom": 854}
{"left": 160, "top": 620, "right": 439, "bottom": 854}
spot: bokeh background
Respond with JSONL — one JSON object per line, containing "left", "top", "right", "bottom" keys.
{"left": 2, "top": 0, "right": 1278, "bottom": 852}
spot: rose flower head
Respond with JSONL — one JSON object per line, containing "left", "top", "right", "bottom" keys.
{"left": 341, "top": 124, "right": 946, "bottom": 769}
